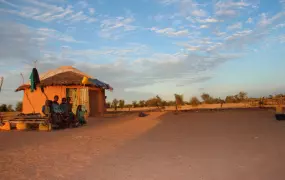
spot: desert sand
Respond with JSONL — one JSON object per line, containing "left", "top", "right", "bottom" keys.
{"left": 1, "top": 109, "right": 285, "bottom": 180}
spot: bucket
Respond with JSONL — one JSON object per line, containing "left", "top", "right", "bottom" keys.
{"left": 16, "top": 123, "right": 27, "bottom": 130}
{"left": 39, "top": 123, "right": 52, "bottom": 131}
{"left": 0, "top": 122, "right": 11, "bottom": 131}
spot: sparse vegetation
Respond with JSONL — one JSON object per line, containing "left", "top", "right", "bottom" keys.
{"left": 189, "top": 96, "right": 200, "bottom": 107}
{"left": 119, "top": 100, "right": 125, "bottom": 109}
{"left": 112, "top": 99, "right": 118, "bottom": 111}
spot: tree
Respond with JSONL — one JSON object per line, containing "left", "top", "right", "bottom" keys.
{"left": 106, "top": 102, "right": 111, "bottom": 108}
{"left": 139, "top": 100, "right": 146, "bottom": 107}
{"left": 201, "top": 93, "right": 210, "bottom": 103}
{"left": 15, "top": 102, "right": 23, "bottom": 112}
{"left": 112, "top": 99, "right": 118, "bottom": 111}
{"left": 0, "top": 104, "right": 8, "bottom": 112}
{"left": 156, "top": 95, "right": 162, "bottom": 108}
{"left": 132, "top": 101, "right": 138, "bottom": 108}
{"left": 145, "top": 96, "right": 162, "bottom": 107}
{"left": 238, "top": 91, "right": 248, "bottom": 101}
{"left": 225, "top": 96, "right": 235, "bottom": 103}
{"left": 190, "top": 96, "right": 200, "bottom": 107}
{"left": 119, "top": 100, "right": 125, "bottom": 109}
{"left": 7, "top": 104, "right": 14, "bottom": 112}
{"left": 174, "top": 94, "right": 184, "bottom": 111}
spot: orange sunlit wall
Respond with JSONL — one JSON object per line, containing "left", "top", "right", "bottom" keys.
{"left": 21, "top": 86, "right": 106, "bottom": 116}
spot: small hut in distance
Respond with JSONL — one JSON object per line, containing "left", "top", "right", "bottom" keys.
{"left": 15, "top": 66, "right": 112, "bottom": 117}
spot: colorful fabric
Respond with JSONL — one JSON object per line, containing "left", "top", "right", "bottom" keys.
{"left": 88, "top": 78, "right": 113, "bottom": 90}
{"left": 76, "top": 110, "right": 86, "bottom": 124}
{"left": 29, "top": 68, "right": 40, "bottom": 92}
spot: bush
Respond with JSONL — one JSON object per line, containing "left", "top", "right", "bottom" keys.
{"left": 190, "top": 97, "right": 200, "bottom": 107}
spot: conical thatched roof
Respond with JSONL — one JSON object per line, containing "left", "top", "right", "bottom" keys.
{"left": 15, "top": 66, "right": 112, "bottom": 91}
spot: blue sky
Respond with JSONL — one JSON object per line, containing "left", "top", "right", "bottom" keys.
{"left": 0, "top": 0, "right": 285, "bottom": 105}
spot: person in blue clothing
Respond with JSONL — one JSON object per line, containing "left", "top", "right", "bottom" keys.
{"left": 76, "top": 105, "right": 86, "bottom": 125}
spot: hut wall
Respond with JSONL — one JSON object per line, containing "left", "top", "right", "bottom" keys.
{"left": 22, "top": 86, "right": 106, "bottom": 117}
{"left": 22, "top": 86, "right": 66, "bottom": 114}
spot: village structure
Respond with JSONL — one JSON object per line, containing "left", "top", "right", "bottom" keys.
{"left": 15, "top": 66, "right": 112, "bottom": 117}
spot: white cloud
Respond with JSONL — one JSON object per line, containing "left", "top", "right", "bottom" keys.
{"left": 150, "top": 27, "right": 189, "bottom": 37}
{"left": 0, "top": 0, "right": 96, "bottom": 23}
{"left": 101, "top": 17, "right": 136, "bottom": 31}
{"left": 246, "top": 17, "right": 253, "bottom": 24}
{"left": 213, "top": 30, "right": 226, "bottom": 37}
{"left": 227, "top": 22, "right": 242, "bottom": 30}
{"left": 89, "top": 8, "right": 95, "bottom": 15}
{"left": 199, "top": 25, "right": 208, "bottom": 29}
{"left": 276, "top": 23, "right": 285, "bottom": 28}
{"left": 0, "top": 0, "right": 20, "bottom": 8}
{"left": 225, "top": 30, "right": 252, "bottom": 40}
{"left": 214, "top": 0, "right": 253, "bottom": 18}
{"left": 191, "top": 9, "right": 207, "bottom": 17}
{"left": 196, "top": 17, "right": 219, "bottom": 23}
{"left": 37, "top": 28, "right": 83, "bottom": 43}
{"left": 258, "top": 12, "right": 285, "bottom": 27}
{"left": 215, "top": 9, "right": 236, "bottom": 17}
{"left": 99, "top": 16, "right": 137, "bottom": 39}
{"left": 158, "top": 0, "right": 208, "bottom": 17}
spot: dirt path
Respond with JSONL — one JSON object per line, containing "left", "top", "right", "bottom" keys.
{"left": 1, "top": 110, "right": 285, "bottom": 180}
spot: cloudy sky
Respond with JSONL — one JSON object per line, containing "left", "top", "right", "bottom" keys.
{"left": 0, "top": 0, "right": 285, "bottom": 105}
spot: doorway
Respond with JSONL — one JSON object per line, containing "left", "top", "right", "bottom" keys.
{"left": 89, "top": 90, "right": 99, "bottom": 116}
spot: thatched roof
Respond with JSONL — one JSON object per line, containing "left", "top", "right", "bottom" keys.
{"left": 15, "top": 66, "right": 112, "bottom": 92}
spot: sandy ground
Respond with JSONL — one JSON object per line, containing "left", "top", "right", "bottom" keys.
{"left": 1, "top": 109, "right": 285, "bottom": 180}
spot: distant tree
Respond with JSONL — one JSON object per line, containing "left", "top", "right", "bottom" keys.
{"left": 268, "top": 95, "right": 273, "bottom": 99}
{"left": 112, "top": 99, "right": 118, "bottom": 111}
{"left": 139, "top": 100, "right": 146, "bottom": 107}
{"left": 174, "top": 94, "right": 184, "bottom": 111}
{"left": 161, "top": 100, "right": 168, "bottom": 107}
{"left": 189, "top": 96, "right": 200, "bottom": 107}
{"left": 145, "top": 96, "right": 163, "bottom": 108}
{"left": 15, "top": 102, "right": 23, "bottom": 112}
{"left": 106, "top": 102, "right": 111, "bottom": 108}
{"left": 119, "top": 100, "right": 125, "bottom": 109}
{"left": 201, "top": 93, "right": 215, "bottom": 104}
{"left": 7, "top": 104, "right": 14, "bottom": 112}
{"left": 132, "top": 101, "right": 138, "bottom": 108}
{"left": 238, "top": 91, "right": 248, "bottom": 101}
{"left": 201, "top": 93, "right": 210, "bottom": 102}
{"left": 0, "top": 104, "right": 8, "bottom": 112}
{"left": 225, "top": 96, "right": 235, "bottom": 103}
{"left": 156, "top": 95, "right": 162, "bottom": 108}
{"left": 275, "top": 94, "right": 284, "bottom": 98}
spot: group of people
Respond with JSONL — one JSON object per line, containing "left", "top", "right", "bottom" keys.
{"left": 42, "top": 95, "right": 86, "bottom": 128}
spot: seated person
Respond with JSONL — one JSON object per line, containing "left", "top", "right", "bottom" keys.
{"left": 51, "top": 95, "right": 65, "bottom": 128}
{"left": 42, "top": 100, "right": 51, "bottom": 116}
{"left": 60, "top": 98, "right": 68, "bottom": 116}
{"left": 76, "top": 105, "right": 86, "bottom": 125}
{"left": 52, "top": 95, "right": 63, "bottom": 113}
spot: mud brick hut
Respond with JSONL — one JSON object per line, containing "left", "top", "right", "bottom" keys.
{"left": 15, "top": 66, "right": 113, "bottom": 117}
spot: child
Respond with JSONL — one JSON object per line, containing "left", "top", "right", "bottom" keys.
{"left": 76, "top": 105, "right": 86, "bottom": 125}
